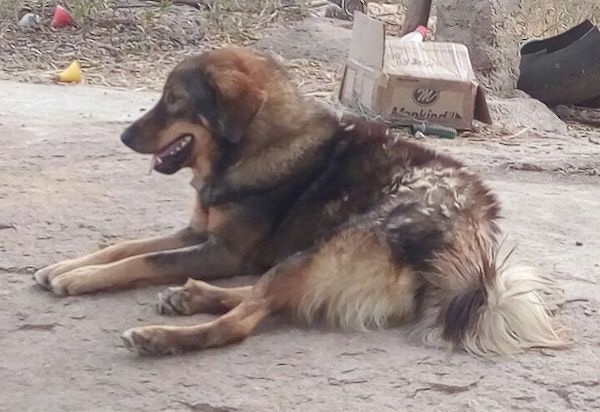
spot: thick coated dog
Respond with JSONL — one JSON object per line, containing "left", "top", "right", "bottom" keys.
{"left": 34, "top": 47, "right": 565, "bottom": 356}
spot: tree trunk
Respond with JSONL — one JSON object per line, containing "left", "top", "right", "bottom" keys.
{"left": 401, "top": 0, "right": 432, "bottom": 35}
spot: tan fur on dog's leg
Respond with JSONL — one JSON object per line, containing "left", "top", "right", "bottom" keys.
{"left": 34, "top": 227, "right": 206, "bottom": 289}
{"left": 49, "top": 255, "right": 185, "bottom": 296}
{"left": 47, "top": 238, "right": 246, "bottom": 296}
{"left": 122, "top": 252, "right": 313, "bottom": 355}
{"left": 122, "top": 297, "right": 271, "bottom": 355}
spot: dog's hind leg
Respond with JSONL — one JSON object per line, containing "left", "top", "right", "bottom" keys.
{"left": 121, "top": 227, "right": 420, "bottom": 356}
{"left": 156, "top": 279, "right": 253, "bottom": 316}
{"left": 121, "top": 251, "right": 312, "bottom": 355}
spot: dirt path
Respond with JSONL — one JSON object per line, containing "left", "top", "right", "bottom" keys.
{"left": 1, "top": 78, "right": 600, "bottom": 411}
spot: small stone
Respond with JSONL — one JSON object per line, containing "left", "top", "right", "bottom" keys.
{"left": 575, "top": 241, "right": 583, "bottom": 246}
{"left": 414, "top": 131, "right": 426, "bottom": 140}
{"left": 18, "top": 13, "right": 41, "bottom": 29}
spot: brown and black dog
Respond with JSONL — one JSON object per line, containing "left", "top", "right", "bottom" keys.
{"left": 34, "top": 47, "right": 565, "bottom": 356}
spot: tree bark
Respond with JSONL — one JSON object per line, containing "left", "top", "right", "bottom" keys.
{"left": 401, "top": 0, "right": 432, "bottom": 35}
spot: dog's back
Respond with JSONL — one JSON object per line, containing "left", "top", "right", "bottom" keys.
{"left": 245, "top": 109, "right": 563, "bottom": 355}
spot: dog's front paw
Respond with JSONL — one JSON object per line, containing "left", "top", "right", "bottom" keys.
{"left": 47, "top": 265, "right": 106, "bottom": 296}
{"left": 33, "top": 259, "right": 78, "bottom": 290}
{"left": 121, "top": 326, "right": 183, "bottom": 356}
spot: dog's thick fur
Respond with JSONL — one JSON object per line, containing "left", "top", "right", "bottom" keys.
{"left": 34, "top": 47, "right": 565, "bottom": 357}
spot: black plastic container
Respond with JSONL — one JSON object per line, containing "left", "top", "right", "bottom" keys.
{"left": 517, "top": 20, "right": 600, "bottom": 106}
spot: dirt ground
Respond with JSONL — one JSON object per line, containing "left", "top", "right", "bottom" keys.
{"left": 1, "top": 11, "right": 600, "bottom": 412}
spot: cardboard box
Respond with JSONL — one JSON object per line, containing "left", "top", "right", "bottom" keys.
{"left": 339, "top": 12, "right": 492, "bottom": 130}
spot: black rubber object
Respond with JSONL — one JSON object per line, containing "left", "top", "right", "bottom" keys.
{"left": 517, "top": 20, "right": 600, "bottom": 106}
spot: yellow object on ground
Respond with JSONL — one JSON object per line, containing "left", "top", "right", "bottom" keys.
{"left": 57, "top": 60, "right": 82, "bottom": 83}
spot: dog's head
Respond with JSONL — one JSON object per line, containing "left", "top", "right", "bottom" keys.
{"left": 120, "top": 47, "right": 270, "bottom": 175}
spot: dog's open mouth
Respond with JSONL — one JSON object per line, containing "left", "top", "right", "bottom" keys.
{"left": 150, "top": 134, "right": 194, "bottom": 175}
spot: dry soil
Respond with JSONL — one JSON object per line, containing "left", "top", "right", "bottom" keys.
{"left": 1, "top": 17, "right": 600, "bottom": 412}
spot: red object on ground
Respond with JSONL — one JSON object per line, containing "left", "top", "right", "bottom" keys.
{"left": 51, "top": 5, "right": 73, "bottom": 28}
{"left": 399, "top": 25, "right": 429, "bottom": 42}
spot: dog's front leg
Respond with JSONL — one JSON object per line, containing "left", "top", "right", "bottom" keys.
{"left": 35, "top": 192, "right": 211, "bottom": 288}
{"left": 33, "top": 226, "right": 207, "bottom": 290}
{"left": 45, "top": 235, "right": 249, "bottom": 296}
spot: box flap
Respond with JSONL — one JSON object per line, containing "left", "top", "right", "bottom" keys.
{"left": 349, "top": 12, "right": 385, "bottom": 70}
{"left": 339, "top": 60, "right": 386, "bottom": 112}
{"left": 474, "top": 85, "right": 493, "bottom": 124}
{"left": 384, "top": 40, "right": 477, "bottom": 82}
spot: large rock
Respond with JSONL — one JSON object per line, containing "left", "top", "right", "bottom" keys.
{"left": 487, "top": 92, "right": 568, "bottom": 134}
{"left": 435, "top": 0, "right": 522, "bottom": 93}
{"left": 435, "top": 0, "right": 600, "bottom": 94}
{"left": 255, "top": 17, "right": 351, "bottom": 64}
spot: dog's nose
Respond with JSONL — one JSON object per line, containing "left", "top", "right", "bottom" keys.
{"left": 120, "top": 128, "right": 135, "bottom": 147}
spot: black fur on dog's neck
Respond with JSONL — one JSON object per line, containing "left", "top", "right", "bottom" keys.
{"left": 210, "top": 114, "right": 392, "bottom": 231}
{"left": 198, "top": 100, "right": 342, "bottom": 207}
{"left": 219, "top": 126, "right": 347, "bottom": 222}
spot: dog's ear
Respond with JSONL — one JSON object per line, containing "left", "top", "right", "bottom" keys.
{"left": 205, "top": 68, "right": 267, "bottom": 143}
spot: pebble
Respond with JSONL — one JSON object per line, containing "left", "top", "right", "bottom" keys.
{"left": 413, "top": 131, "right": 426, "bottom": 140}
{"left": 18, "top": 13, "right": 41, "bottom": 29}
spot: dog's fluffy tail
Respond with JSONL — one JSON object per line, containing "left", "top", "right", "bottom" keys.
{"left": 419, "top": 240, "right": 567, "bottom": 356}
